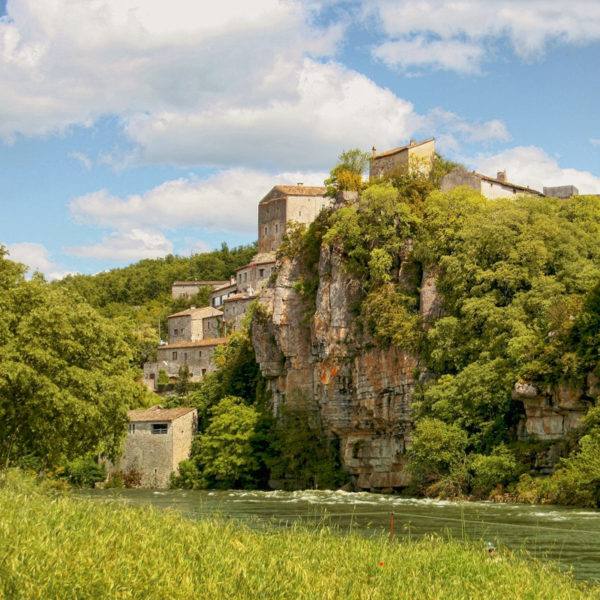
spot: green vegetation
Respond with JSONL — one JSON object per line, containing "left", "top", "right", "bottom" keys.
{"left": 285, "top": 151, "right": 600, "bottom": 503}
{"left": 0, "top": 248, "right": 145, "bottom": 470}
{"left": 2, "top": 472, "right": 598, "bottom": 600}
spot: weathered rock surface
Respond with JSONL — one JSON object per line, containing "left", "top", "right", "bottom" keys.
{"left": 512, "top": 378, "right": 595, "bottom": 441}
{"left": 252, "top": 244, "right": 422, "bottom": 490}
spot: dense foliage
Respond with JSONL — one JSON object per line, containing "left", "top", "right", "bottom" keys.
{"left": 0, "top": 248, "right": 145, "bottom": 470}
{"left": 288, "top": 161, "right": 600, "bottom": 503}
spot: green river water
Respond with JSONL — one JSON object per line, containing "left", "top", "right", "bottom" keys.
{"left": 83, "top": 488, "right": 600, "bottom": 582}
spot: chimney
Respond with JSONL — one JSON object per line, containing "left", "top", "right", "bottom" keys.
{"left": 497, "top": 170, "right": 507, "bottom": 182}
{"left": 372, "top": 146, "right": 377, "bottom": 156}
{"left": 410, "top": 139, "right": 416, "bottom": 146}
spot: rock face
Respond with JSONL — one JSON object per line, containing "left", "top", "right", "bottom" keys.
{"left": 252, "top": 244, "right": 422, "bottom": 490}
{"left": 512, "top": 379, "right": 595, "bottom": 441}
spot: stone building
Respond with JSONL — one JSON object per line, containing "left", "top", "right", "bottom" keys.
{"left": 440, "top": 168, "right": 544, "bottom": 199}
{"left": 369, "top": 138, "right": 435, "bottom": 179}
{"left": 108, "top": 405, "right": 197, "bottom": 488}
{"left": 223, "top": 292, "right": 258, "bottom": 333}
{"left": 210, "top": 279, "right": 238, "bottom": 308}
{"left": 143, "top": 337, "right": 228, "bottom": 389}
{"left": 236, "top": 252, "right": 276, "bottom": 294}
{"left": 258, "top": 184, "right": 329, "bottom": 253}
{"left": 171, "top": 280, "right": 230, "bottom": 299}
{"left": 543, "top": 185, "right": 579, "bottom": 199}
{"left": 167, "top": 306, "right": 223, "bottom": 344}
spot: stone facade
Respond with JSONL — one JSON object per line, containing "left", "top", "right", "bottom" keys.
{"left": 210, "top": 281, "right": 238, "bottom": 308}
{"left": 258, "top": 185, "right": 330, "bottom": 253}
{"left": 369, "top": 138, "right": 435, "bottom": 179}
{"left": 236, "top": 253, "right": 276, "bottom": 294}
{"left": 223, "top": 292, "right": 258, "bottom": 333}
{"left": 440, "top": 168, "right": 544, "bottom": 199}
{"left": 144, "top": 337, "right": 228, "bottom": 389}
{"left": 108, "top": 406, "right": 197, "bottom": 488}
{"left": 167, "top": 306, "right": 223, "bottom": 344}
{"left": 543, "top": 185, "right": 579, "bottom": 199}
{"left": 171, "top": 280, "right": 229, "bottom": 299}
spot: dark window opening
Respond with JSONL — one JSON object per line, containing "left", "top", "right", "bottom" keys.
{"left": 152, "top": 423, "right": 168, "bottom": 435}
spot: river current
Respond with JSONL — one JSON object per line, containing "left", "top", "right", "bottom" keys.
{"left": 82, "top": 488, "right": 600, "bottom": 582}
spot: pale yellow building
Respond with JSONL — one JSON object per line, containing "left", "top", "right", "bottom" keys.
{"left": 369, "top": 138, "right": 435, "bottom": 179}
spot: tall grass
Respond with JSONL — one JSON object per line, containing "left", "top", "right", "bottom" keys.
{"left": 1, "top": 470, "right": 598, "bottom": 600}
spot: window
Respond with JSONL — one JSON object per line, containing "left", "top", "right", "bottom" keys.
{"left": 275, "top": 224, "right": 279, "bottom": 233}
{"left": 243, "top": 273, "right": 247, "bottom": 282}
{"left": 299, "top": 210, "right": 302, "bottom": 217}
{"left": 202, "top": 369, "right": 207, "bottom": 376}
{"left": 128, "top": 423, "right": 136, "bottom": 434}
{"left": 183, "top": 352, "right": 187, "bottom": 362}
{"left": 172, "top": 351, "right": 177, "bottom": 360}
{"left": 198, "top": 351, "right": 202, "bottom": 358}
{"left": 151, "top": 423, "right": 168, "bottom": 435}
{"left": 259, "top": 268, "right": 265, "bottom": 277}
{"left": 264, "top": 226, "right": 268, "bottom": 235}
{"left": 149, "top": 373, "right": 155, "bottom": 379}
{"left": 173, "top": 328, "right": 178, "bottom": 335}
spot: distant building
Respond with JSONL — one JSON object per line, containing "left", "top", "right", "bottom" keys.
{"left": 440, "top": 168, "right": 544, "bottom": 199}
{"left": 543, "top": 185, "right": 579, "bottom": 199}
{"left": 258, "top": 184, "right": 329, "bottom": 253}
{"left": 369, "top": 138, "right": 435, "bottom": 179}
{"left": 167, "top": 306, "right": 223, "bottom": 344}
{"left": 210, "top": 280, "right": 238, "bottom": 308}
{"left": 171, "top": 280, "right": 230, "bottom": 299}
{"left": 236, "top": 252, "right": 276, "bottom": 294}
{"left": 223, "top": 292, "right": 258, "bottom": 333}
{"left": 108, "top": 405, "right": 197, "bottom": 488}
{"left": 143, "top": 337, "right": 228, "bottom": 390}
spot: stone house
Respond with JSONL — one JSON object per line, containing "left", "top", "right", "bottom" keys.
{"left": 167, "top": 306, "right": 223, "bottom": 344}
{"left": 440, "top": 168, "right": 544, "bottom": 199}
{"left": 236, "top": 253, "right": 276, "bottom": 294}
{"left": 543, "top": 185, "right": 579, "bottom": 199}
{"left": 223, "top": 292, "right": 258, "bottom": 333}
{"left": 258, "top": 184, "right": 329, "bottom": 253}
{"left": 144, "top": 337, "right": 228, "bottom": 389}
{"left": 369, "top": 138, "right": 435, "bottom": 179}
{"left": 108, "top": 405, "right": 197, "bottom": 488}
{"left": 210, "top": 280, "right": 238, "bottom": 308}
{"left": 171, "top": 280, "right": 230, "bottom": 299}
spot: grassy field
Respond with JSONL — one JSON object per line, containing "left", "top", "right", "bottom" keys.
{"left": 1, "top": 471, "right": 599, "bottom": 600}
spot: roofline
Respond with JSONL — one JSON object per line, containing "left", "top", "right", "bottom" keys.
{"left": 371, "top": 138, "right": 435, "bottom": 160}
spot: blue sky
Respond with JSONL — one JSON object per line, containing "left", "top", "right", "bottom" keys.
{"left": 1, "top": 0, "right": 599, "bottom": 278}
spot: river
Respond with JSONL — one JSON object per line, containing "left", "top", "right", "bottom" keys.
{"left": 82, "top": 488, "right": 600, "bottom": 582}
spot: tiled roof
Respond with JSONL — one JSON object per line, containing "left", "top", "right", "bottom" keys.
{"left": 474, "top": 171, "right": 544, "bottom": 195}
{"left": 212, "top": 281, "right": 237, "bottom": 292}
{"left": 128, "top": 405, "right": 196, "bottom": 423}
{"left": 172, "top": 280, "right": 229, "bottom": 286}
{"left": 223, "top": 292, "right": 258, "bottom": 303}
{"left": 167, "top": 306, "right": 223, "bottom": 319}
{"left": 372, "top": 138, "right": 435, "bottom": 159}
{"left": 159, "top": 337, "right": 228, "bottom": 349}
{"left": 236, "top": 252, "right": 276, "bottom": 271}
{"left": 259, "top": 185, "right": 327, "bottom": 204}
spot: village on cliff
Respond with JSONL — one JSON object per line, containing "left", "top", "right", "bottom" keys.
{"left": 113, "top": 138, "right": 584, "bottom": 487}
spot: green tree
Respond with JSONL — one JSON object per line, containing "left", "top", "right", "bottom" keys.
{"left": 324, "top": 149, "right": 370, "bottom": 197}
{"left": 193, "top": 396, "right": 261, "bottom": 488}
{"left": 0, "top": 256, "right": 144, "bottom": 469}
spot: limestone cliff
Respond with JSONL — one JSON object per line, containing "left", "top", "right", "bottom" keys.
{"left": 252, "top": 243, "right": 423, "bottom": 490}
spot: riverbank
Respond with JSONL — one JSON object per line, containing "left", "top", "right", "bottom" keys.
{"left": 1, "top": 472, "right": 599, "bottom": 600}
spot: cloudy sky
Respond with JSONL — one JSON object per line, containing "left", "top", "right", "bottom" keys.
{"left": 2, "top": 0, "right": 600, "bottom": 278}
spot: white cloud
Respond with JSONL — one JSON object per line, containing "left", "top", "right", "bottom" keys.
{"left": 590, "top": 138, "right": 600, "bottom": 147}
{"left": 125, "top": 59, "right": 421, "bottom": 170}
{"left": 69, "top": 151, "right": 92, "bottom": 170}
{"left": 6, "top": 242, "right": 75, "bottom": 280}
{"left": 69, "top": 168, "right": 329, "bottom": 234}
{"left": 65, "top": 229, "right": 173, "bottom": 261}
{"left": 473, "top": 146, "right": 600, "bottom": 194}
{"left": 425, "top": 108, "right": 511, "bottom": 144}
{"left": 367, "top": 1, "right": 600, "bottom": 73}
{"left": 0, "top": 0, "right": 341, "bottom": 140}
